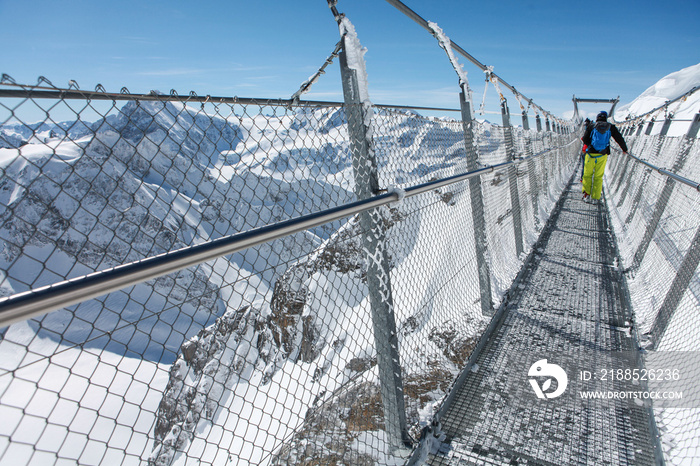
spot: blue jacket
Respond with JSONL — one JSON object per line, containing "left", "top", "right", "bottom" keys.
{"left": 582, "top": 121, "right": 628, "bottom": 155}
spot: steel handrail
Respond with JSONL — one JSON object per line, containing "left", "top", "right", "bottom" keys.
{"left": 0, "top": 139, "right": 576, "bottom": 328}
{"left": 0, "top": 86, "right": 460, "bottom": 113}
{"left": 620, "top": 150, "right": 700, "bottom": 192}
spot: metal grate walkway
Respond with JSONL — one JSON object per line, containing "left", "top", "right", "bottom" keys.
{"left": 426, "top": 175, "right": 660, "bottom": 465}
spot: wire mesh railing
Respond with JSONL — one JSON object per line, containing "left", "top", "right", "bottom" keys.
{"left": 0, "top": 73, "right": 578, "bottom": 465}
{"left": 607, "top": 117, "right": 700, "bottom": 465}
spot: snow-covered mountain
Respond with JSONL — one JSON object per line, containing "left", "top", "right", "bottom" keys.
{"left": 0, "top": 100, "right": 361, "bottom": 361}
{"left": 615, "top": 62, "right": 700, "bottom": 136}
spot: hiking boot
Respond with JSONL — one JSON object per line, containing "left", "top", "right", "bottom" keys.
{"left": 582, "top": 192, "right": 590, "bottom": 202}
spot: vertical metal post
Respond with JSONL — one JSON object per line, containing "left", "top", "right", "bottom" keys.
{"left": 521, "top": 111, "right": 529, "bottom": 131}
{"left": 687, "top": 112, "right": 700, "bottom": 139}
{"left": 625, "top": 115, "right": 672, "bottom": 225}
{"left": 645, "top": 118, "right": 655, "bottom": 135}
{"left": 545, "top": 118, "right": 551, "bottom": 132}
{"left": 648, "top": 224, "right": 700, "bottom": 350}
{"left": 535, "top": 114, "right": 542, "bottom": 132}
{"left": 615, "top": 154, "right": 637, "bottom": 209}
{"left": 525, "top": 130, "right": 540, "bottom": 229}
{"left": 337, "top": 46, "right": 411, "bottom": 453}
{"left": 632, "top": 115, "right": 693, "bottom": 270}
{"left": 501, "top": 100, "right": 524, "bottom": 257}
{"left": 659, "top": 115, "right": 674, "bottom": 138}
{"left": 460, "top": 90, "right": 493, "bottom": 316}
{"left": 636, "top": 123, "right": 644, "bottom": 136}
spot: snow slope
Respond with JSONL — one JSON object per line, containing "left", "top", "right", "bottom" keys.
{"left": 615, "top": 62, "right": 700, "bottom": 136}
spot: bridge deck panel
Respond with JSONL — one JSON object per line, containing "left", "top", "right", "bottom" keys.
{"left": 427, "top": 176, "right": 657, "bottom": 465}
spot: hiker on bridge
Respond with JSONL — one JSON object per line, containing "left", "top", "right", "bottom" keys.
{"left": 581, "top": 111, "right": 628, "bottom": 203}
{"left": 580, "top": 118, "right": 592, "bottom": 182}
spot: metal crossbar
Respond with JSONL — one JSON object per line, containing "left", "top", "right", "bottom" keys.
{"left": 621, "top": 150, "right": 700, "bottom": 191}
{"left": 0, "top": 86, "right": 461, "bottom": 114}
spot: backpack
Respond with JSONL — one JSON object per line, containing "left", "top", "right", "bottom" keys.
{"left": 589, "top": 122, "right": 611, "bottom": 153}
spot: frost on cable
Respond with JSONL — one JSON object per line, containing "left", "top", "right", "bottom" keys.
{"left": 428, "top": 21, "right": 472, "bottom": 101}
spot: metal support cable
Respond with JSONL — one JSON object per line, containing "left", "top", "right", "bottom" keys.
{"left": 383, "top": 0, "right": 551, "bottom": 119}
{"left": 0, "top": 140, "right": 575, "bottom": 329}
{"left": 621, "top": 85, "right": 700, "bottom": 123}
{"left": 290, "top": 38, "right": 344, "bottom": 104}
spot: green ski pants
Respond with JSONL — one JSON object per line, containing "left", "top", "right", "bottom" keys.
{"left": 582, "top": 152, "right": 608, "bottom": 200}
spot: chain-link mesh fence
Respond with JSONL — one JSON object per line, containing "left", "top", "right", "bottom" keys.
{"left": 606, "top": 119, "right": 700, "bottom": 465}
{"left": 1, "top": 76, "right": 579, "bottom": 465}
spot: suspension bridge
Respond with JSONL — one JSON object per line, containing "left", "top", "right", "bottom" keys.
{"left": 1, "top": 1, "right": 699, "bottom": 465}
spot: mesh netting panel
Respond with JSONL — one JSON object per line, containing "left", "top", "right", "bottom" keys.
{"left": 1, "top": 80, "right": 581, "bottom": 465}
{"left": 606, "top": 133, "right": 700, "bottom": 465}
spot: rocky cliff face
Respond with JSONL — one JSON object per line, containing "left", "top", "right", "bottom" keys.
{"left": 147, "top": 185, "right": 481, "bottom": 464}
{"left": 148, "top": 305, "right": 276, "bottom": 466}
{"left": 147, "top": 207, "right": 404, "bottom": 463}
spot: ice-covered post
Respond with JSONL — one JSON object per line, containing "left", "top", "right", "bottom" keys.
{"left": 659, "top": 114, "right": 674, "bottom": 137}
{"left": 645, "top": 117, "right": 656, "bottom": 135}
{"left": 460, "top": 90, "right": 493, "bottom": 316}
{"left": 428, "top": 21, "right": 493, "bottom": 316}
{"left": 521, "top": 111, "right": 530, "bottom": 131}
{"left": 689, "top": 112, "right": 700, "bottom": 138}
{"left": 524, "top": 121, "right": 540, "bottom": 231}
{"left": 625, "top": 113, "right": 674, "bottom": 225}
{"left": 501, "top": 99, "right": 524, "bottom": 257}
{"left": 636, "top": 122, "right": 645, "bottom": 136}
{"left": 330, "top": 7, "right": 411, "bottom": 452}
{"left": 535, "top": 114, "right": 542, "bottom": 132}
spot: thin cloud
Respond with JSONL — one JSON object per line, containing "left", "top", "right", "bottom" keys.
{"left": 137, "top": 69, "right": 208, "bottom": 77}
{"left": 121, "top": 36, "right": 160, "bottom": 46}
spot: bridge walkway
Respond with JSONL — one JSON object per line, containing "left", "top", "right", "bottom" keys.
{"left": 425, "top": 174, "right": 660, "bottom": 465}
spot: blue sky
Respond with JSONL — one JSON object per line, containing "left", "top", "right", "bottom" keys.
{"left": 2, "top": 0, "right": 698, "bottom": 119}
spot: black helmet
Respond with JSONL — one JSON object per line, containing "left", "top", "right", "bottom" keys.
{"left": 596, "top": 111, "right": 608, "bottom": 121}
